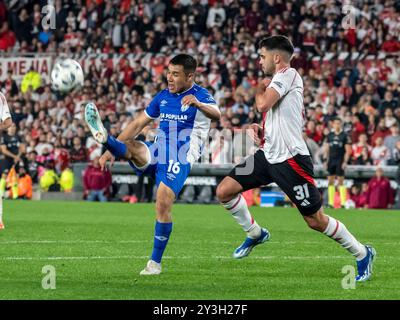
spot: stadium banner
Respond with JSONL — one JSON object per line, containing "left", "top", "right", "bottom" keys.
{"left": 0, "top": 56, "right": 52, "bottom": 82}
{"left": 72, "top": 162, "right": 399, "bottom": 191}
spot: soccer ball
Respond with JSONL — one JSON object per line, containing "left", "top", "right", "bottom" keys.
{"left": 51, "top": 58, "right": 84, "bottom": 93}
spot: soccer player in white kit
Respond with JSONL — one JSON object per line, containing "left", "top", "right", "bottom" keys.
{"left": 216, "top": 36, "right": 375, "bottom": 282}
{"left": 0, "top": 92, "right": 13, "bottom": 230}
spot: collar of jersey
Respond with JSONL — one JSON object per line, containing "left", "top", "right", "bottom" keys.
{"left": 170, "top": 83, "right": 195, "bottom": 96}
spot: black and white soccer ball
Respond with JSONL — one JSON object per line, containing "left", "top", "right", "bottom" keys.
{"left": 51, "top": 58, "right": 84, "bottom": 93}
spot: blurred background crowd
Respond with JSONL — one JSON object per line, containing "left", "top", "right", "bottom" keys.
{"left": 0, "top": 0, "right": 399, "bottom": 204}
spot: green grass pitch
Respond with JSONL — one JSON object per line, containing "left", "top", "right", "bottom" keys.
{"left": 0, "top": 200, "right": 399, "bottom": 300}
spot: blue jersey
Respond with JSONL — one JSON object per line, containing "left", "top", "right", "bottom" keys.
{"left": 144, "top": 84, "right": 218, "bottom": 165}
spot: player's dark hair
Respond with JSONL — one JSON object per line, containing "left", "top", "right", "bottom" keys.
{"left": 333, "top": 117, "right": 342, "bottom": 123}
{"left": 258, "top": 36, "right": 294, "bottom": 56}
{"left": 170, "top": 54, "right": 197, "bottom": 74}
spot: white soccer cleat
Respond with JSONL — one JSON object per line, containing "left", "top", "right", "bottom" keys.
{"left": 84, "top": 102, "right": 108, "bottom": 144}
{"left": 140, "top": 260, "right": 162, "bottom": 275}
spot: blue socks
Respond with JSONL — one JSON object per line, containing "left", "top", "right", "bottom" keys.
{"left": 151, "top": 220, "right": 173, "bottom": 263}
{"left": 105, "top": 135, "right": 127, "bottom": 158}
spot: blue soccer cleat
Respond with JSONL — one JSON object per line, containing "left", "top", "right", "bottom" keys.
{"left": 355, "top": 245, "right": 376, "bottom": 282}
{"left": 233, "top": 228, "right": 270, "bottom": 259}
{"left": 84, "top": 102, "right": 108, "bottom": 144}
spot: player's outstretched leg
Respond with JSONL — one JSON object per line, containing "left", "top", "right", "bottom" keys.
{"left": 217, "top": 177, "right": 270, "bottom": 259}
{"left": 85, "top": 102, "right": 148, "bottom": 166}
{"left": 304, "top": 209, "right": 376, "bottom": 282}
{"left": 85, "top": 102, "right": 130, "bottom": 160}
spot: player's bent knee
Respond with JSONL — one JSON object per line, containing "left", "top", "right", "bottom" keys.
{"left": 216, "top": 184, "right": 235, "bottom": 203}
{"left": 303, "top": 210, "right": 327, "bottom": 232}
{"left": 305, "top": 217, "right": 321, "bottom": 231}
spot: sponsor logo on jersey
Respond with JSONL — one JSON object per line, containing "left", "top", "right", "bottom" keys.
{"left": 160, "top": 113, "right": 188, "bottom": 122}
{"left": 181, "top": 103, "right": 190, "bottom": 112}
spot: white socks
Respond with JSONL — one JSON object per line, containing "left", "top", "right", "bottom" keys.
{"left": 222, "top": 194, "right": 261, "bottom": 239}
{"left": 323, "top": 216, "right": 367, "bottom": 261}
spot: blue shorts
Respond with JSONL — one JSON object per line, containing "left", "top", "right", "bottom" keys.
{"left": 128, "top": 141, "right": 191, "bottom": 198}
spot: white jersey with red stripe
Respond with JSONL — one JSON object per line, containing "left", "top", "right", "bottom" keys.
{"left": 261, "top": 67, "right": 309, "bottom": 164}
{"left": 0, "top": 92, "right": 11, "bottom": 122}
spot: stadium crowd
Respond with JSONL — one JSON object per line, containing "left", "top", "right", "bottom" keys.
{"left": 0, "top": 0, "right": 399, "bottom": 202}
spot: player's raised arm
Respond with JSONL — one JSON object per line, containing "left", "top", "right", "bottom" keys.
{"left": 181, "top": 94, "right": 221, "bottom": 121}
{"left": 255, "top": 79, "right": 281, "bottom": 113}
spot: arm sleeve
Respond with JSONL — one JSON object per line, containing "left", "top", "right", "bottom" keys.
{"left": 268, "top": 69, "right": 296, "bottom": 98}
{"left": 144, "top": 93, "right": 161, "bottom": 119}
{"left": 197, "top": 89, "right": 218, "bottom": 107}
{"left": 0, "top": 93, "right": 11, "bottom": 121}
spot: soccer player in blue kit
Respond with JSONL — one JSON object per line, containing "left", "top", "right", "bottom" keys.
{"left": 84, "top": 54, "right": 220, "bottom": 275}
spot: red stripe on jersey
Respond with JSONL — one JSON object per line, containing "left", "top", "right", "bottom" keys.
{"left": 330, "top": 220, "right": 340, "bottom": 238}
{"left": 260, "top": 112, "right": 267, "bottom": 148}
{"left": 287, "top": 158, "right": 315, "bottom": 186}
{"left": 289, "top": 72, "right": 297, "bottom": 87}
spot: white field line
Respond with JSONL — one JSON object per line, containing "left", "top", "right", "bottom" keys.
{"left": 0, "top": 255, "right": 366, "bottom": 261}
{"left": 0, "top": 255, "right": 398, "bottom": 262}
{"left": 1, "top": 240, "right": 399, "bottom": 245}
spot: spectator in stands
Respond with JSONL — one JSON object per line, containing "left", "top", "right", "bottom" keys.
{"left": 17, "top": 165, "right": 32, "bottom": 199}
{"left": 371, "top": 118, "right": 390, "bottom": 146}
{"left": 365, "top": 167, "right": 394, "bottom": 209}
{"left": 1, "top": 70, "right": 18, "bottom": 96}
{"left": 351, "top": 133, "right": 372, "bottom": 165}
{"left": 379, "top": 90, "right": 398, "bottom": 116}
{"left": 371, "top": 137, "right": 390, "bottom": 165}
{"left": 83, "top": 156, "right": 112, "bottom": 202}
{"left": 70, "top": 136, "right": 88, "bottom": 163}
{"left": 349, "top": 184, "right": 367, "bottom": 209}
{"left": 383, "top": 108, "right": 397, "bottom": 128}
{"left": 384, "top": 125, "right": 400, "bottom": 164}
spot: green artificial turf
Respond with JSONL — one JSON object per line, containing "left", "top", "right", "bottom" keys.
{"left": 0, "top": 200, "right": 399, "bottom": 300}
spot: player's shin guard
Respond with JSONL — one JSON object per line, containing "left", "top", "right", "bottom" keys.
{"left": 328, "top": 185, "right": 335, "bottom": 207}
{"left": 339, "top": 185, "right": 347, "bottom": 206}
{"left": 104, "top": 136, "right": 127, "bottom": 159}
{"left": 222, "top": 194, "right": 261, "bottom": 239}
{"left": 151, "top": 221, "right": 173, "bottom": 263}
{"left": 323, "top": 215, "right": 367, "bottom": 260}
